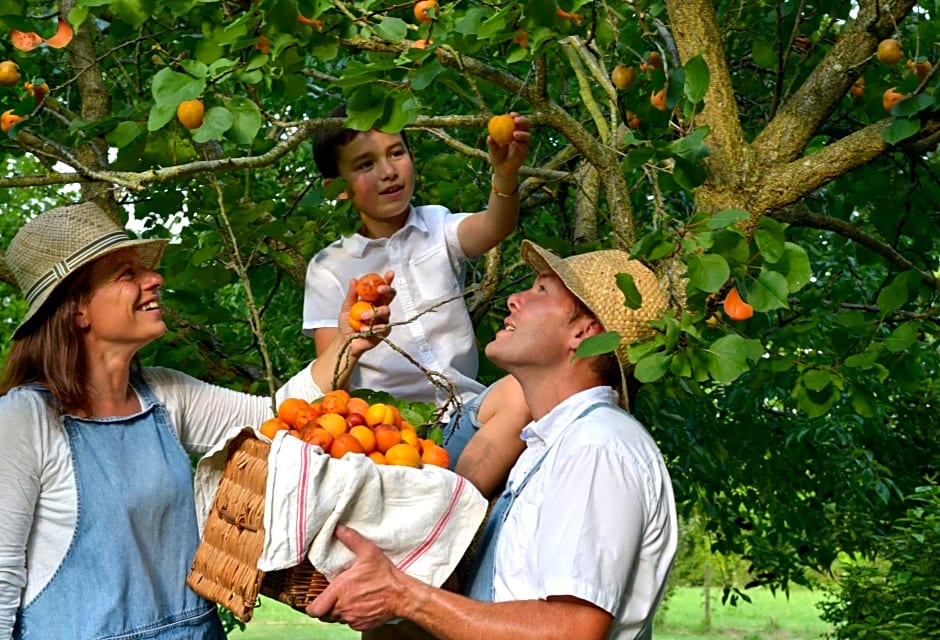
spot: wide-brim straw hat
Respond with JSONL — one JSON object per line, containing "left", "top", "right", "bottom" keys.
{"left": 5, "top": 202, "right": 168, "bottom": 339}
{"left": 520, "top": 239, "right": 669, "bottom": 409}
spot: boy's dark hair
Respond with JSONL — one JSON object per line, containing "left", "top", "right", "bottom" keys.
{"left": 313, "top": 104, "right": 412, "bottom": 179}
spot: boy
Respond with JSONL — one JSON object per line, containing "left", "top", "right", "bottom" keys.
{"left": 303, "top": 105, "right": 531, "bottom": 495}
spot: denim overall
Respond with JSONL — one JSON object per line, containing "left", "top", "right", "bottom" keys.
{"left": 14, "top": 375, "right": 225, "bottom": 639}
{"left": 463, "top": 401, "right": 611, "bottom": 601}
{"left": 441, "top": 385, "right": 493, "bottom": 471}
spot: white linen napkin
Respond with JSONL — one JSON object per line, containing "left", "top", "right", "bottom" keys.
{"left": 194, "top": 427, "right": 487, "bottom": 588}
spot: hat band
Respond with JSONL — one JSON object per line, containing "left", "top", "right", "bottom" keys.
{"left": 24, "top": 231, "right": 132, "bottom": 306}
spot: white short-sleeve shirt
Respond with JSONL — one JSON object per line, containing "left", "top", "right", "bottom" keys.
{"left": 302, "top": 205, "right": 485, "bottom": 404}
{"left": 494, "top": 386, "right": 678, "bottom": 640}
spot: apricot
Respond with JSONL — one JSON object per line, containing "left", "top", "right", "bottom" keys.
{"left": 487, "top": 114, "right": 516, "bottom": 146}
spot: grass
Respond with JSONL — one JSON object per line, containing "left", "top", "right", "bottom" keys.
{"left": 230, "top": 587, "right": 832, "bottom": 639}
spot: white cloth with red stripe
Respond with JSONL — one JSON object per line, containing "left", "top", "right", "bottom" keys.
{"left": 194, "top": 427, "right": 487, "bottom": 587}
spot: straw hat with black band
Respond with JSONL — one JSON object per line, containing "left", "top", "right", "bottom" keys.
{"left": 520, "top": 239, "right": 668, "bottom": 410}
{"left": 3, "top": 202, "right": 168, "bottom": 339}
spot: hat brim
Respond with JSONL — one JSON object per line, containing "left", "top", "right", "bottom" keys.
{"left": 12, "top": 238, "right": 168, "bottom": 339}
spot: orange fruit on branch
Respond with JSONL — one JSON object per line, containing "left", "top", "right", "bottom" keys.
{"left": 650, "top": 87, "right": 668, "bottom": 111}
{"left": 44, "top": 18, "right": 73, "bottom": 48}
{"left": 611, "top": 64, "right": 635, "bottom": 89}
{"left": 723, "top": 287, "right": 754, "bottom": 321}
{"left": 176, "top": 99, "right": 205, "bottom": 129}
{"left": 0, "top": 61, "right": 20, "bottom": 86}
{"left": 882, "top": 87, "right": 907, "bottom": 112}
{"left": 414, "top": 0, "right": 438, "bottom": 23}
{"left": 876, "top": 39, "right": 903, "bottom": 66}
{"left": 1, "top": 109, "right": 24, "bottom": 133}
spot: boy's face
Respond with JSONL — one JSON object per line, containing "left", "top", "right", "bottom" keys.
{"left": 335, "top": 129, "right": 415, "bottom": 227}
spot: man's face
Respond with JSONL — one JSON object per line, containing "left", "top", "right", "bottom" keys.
{"left": 485, "top": 270, "right": 592, "bottom": 371}
{"left": 335, "top": 130, "right": 415, "bottom": 226}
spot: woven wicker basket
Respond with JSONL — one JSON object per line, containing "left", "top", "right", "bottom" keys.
{"left": 187, "top": 431, "right": 329, "bottom": 622}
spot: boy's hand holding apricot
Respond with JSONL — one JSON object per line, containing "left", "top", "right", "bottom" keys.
{"left": 486, "top": 113, "right": 530, "bottom": 196}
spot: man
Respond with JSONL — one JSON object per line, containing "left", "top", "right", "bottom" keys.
{"left": 306, "top": 240, "right": 678, "bottom": 640}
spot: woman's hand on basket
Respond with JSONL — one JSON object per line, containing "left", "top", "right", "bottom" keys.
{"left": 306, "top": 524, "right": 413, "bottom": 630}
{"left": 341, "top": 272, "right": 395, "bottom": 359}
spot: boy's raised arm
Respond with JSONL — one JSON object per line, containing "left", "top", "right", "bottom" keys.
{"left": 457, "top": 113, "right": 531, "bottom": 258}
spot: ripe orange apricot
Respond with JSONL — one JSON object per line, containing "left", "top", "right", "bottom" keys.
{"left": 301, "top": 426, "right": 334, "bottom": 452}
{"left": 723, "top": 287, "right": 754, "bottom": 321}
{"left": 44, "top": 18, "right": 74, "bottom": 49}
{"left": 317, "top": 412, "right": 349, "bottom": 438}
{"left": 356, "top": 273, "right": 385, "bottom": 302}
{"left": 1, "top": 110, "right": 24, "bottom": 134}
{"left": 278, "top": 397, "right": 312, "bottom": 426}
{"left": 373, "top": 423, "right": 403, "bottom": 453}
{"left": 414, "top": 0, "right": 438, "bottom": 23}
{"left": 348, "top": 425, "right": 377, "bottom": 454}
{"left": 0, "top": 61, "right": 20, "bottom": 87}
{"left": 177, "top": 99, "right": 205, "bottom": 129}
{"left": 882, "top": 87, "right": 906, "bottom": 112}
{"left": 876, "top": 39, "right": 903, "bottom": 66}
{"left": 650, "top": 88, "right": 668, "bottom": 111}
{"left": 849, "top": 77, "right": 865, "bottom": 99}
{"left": 330, "top": 433, "right": 366, "bottom": 459}
{"left": 260, "top": 416, "right": 291, "bottom": 440}
{"left": 385, "top": 443, "right": 422, "bottom": 468}
{"left": 400, "top": 427, "right": 418, "bottom": 448}
{"left": 10, "top": 30, "right": 42, "bottom": 51}
{"left": 513, "top": 29, "right": 529, "bottom": 49}
{"left": 321, "top": 392, "right": 349, "bottom": 416}
{"left": 366, "top": 403, "right": 395, "bottom": 427}
{"left": 348, "top": 300, "right": 375, "bottom": 332}
{"left": 421, "top": 444, "right": 451, "bottom": 469}
{"left": 368, "top": 450, "right": 386, "bottom": 465}
{"left": 611, "top": 64, "right": 636, "bottom": 90}
{"left": 347, "top": 397, "right": 370, "bottom": 417}
{"left": 487, "top": 114, "right": 516, "bottom": 146}
{"left": 293, "top": 406, "right": 320, "bottom": 431}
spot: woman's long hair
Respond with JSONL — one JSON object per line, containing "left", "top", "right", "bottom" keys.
{"left": 0, "top": 263, "right": 97, "bottom": 413}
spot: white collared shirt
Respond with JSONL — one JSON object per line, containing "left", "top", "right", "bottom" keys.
{"left": 302, "top": 205, "right": 485, "bottom": 404}
{"left": 494, "top": 387, "right": 677, "bottom": 639}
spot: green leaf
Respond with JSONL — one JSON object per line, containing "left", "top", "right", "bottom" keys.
{"left": 192, "top": 106, "right": 234, "bottom": 143}
{"left": 776, "top": 242, "right": 812, "bottom": 293}
{"left": 802, "top": 369, "right": 832, "bottom": 392}
{"left": 574, "top": 331, "right": 621, "bottom": 360}
{"left": 706, "top": 209, "right": 749, "bottom": 230}
{"left": 683, "top": 54, "right": 710, "bottom": 103}
{"left": 883, "top": 118, "right": 921, "bottom": 145}
{"left": 105, "top": 121, "right": 144, "bottom": 148}
{"left": 616, "top": 273, "right": 642, "bottom": 309}
{"left": 668, "top": 126, "right": 710, "bottom": 161}
{"left": 634, "top": 352, "right": 672, "bottom": 383}
{"left": 180, "top": 60, "right": 209, "bottom": 79}
{"left": 885, "top": 322, "right": 918, "bottom": 353}
{"left": 686, "top": 253, "right": 730, "bottom": 293}
{"left": 108, "top": 0, "right": 152, "bottom": 29}
{"left": 748, "top": 269, "right": 790, "bottom": 311}
{"left": 876, "top": 270, "right": 915, "bottom": 315}
{"left": 755, "top": 217, "right": 787, "bottom": 263}
{"left": 891, "top": 93, "right": 934, "bottom": 117}
{"left": 706, "top": 334, "right": 757, "bottom": 383}
{"left": 147, "top": 103, "right": 177, "bottom": 132}
{"left": 375, "top": 16, "right": 408, "bottom": 41}
{"left": 379, "top": 92, "right": 419, "bottom": 133}
{"left": 672, "top": 156, "right": 708, "bottom": 191}
{"left": 410, "top": 58, "right": 444, "bottom": 91}
{"left": 666, "top": 68, "right": 685, "bottom": 107}
{"left": 225, "top": 97, "right": 262, "bottom": 145}
{"left": 151, "top": 68, "right": 205, "bottom": 107}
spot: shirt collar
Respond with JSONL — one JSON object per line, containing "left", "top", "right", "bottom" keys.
{"left": 521, "top": 386, "right": 620, "bottom": 447}
{"left": 344, "top": 204, "right": 422, "bottom": 257}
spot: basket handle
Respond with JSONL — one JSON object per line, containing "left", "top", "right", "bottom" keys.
{"left": 217, "top": 506, "right": 260, "bottom": 532}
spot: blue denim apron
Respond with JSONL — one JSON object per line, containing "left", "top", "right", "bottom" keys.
{"left": 463, "top": 401, "right": 611, "bottom": 601}
{"left": 14, "top": 375, "right": 225, "bottom": 639}
{"left": 441, "top": 385, "right": 493, "bottom": 471}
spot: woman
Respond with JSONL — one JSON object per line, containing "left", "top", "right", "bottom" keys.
{"left": 0, "top": 202, "right": 389, "bottom": 639}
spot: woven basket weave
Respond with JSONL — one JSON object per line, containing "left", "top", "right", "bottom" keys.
{"left": 187, "top": 432, "right": 329, "bottom": 622}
